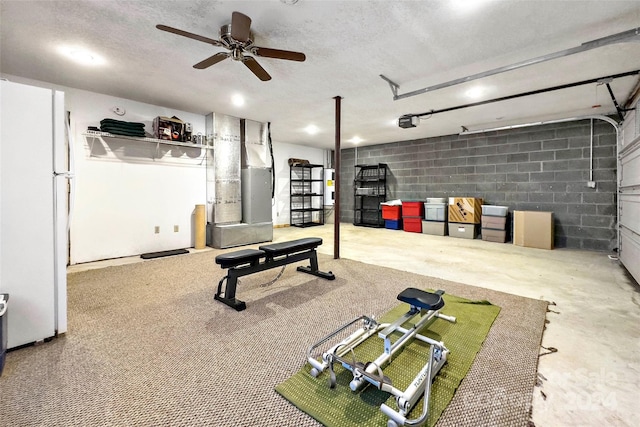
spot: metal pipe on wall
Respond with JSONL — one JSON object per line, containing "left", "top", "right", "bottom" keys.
{"left": 460, "top": 113, "right": 620, "bottom": 249}
{"left": 334, "top": 96, "right": 342, "bottom": 260}
{"left": 590, "top": 118, "right": 594, "bottom": 184}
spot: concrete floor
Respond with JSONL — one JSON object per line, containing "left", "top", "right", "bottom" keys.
{"left": 69, "top": 223, "right": 640, "bottom": 426}
{"left": 276, "top": 224, "right": 639, "bottom": 427}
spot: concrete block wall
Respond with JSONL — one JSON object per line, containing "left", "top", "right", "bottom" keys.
{"left": 340, "top": 119, "right": 618, "bottom": 251}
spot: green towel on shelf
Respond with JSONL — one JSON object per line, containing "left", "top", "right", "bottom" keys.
{"left": 99, "top": 118, "right": 146, "bottom": 137}
{"left": 100, "top": 118, "right": 145, "bottom": 128}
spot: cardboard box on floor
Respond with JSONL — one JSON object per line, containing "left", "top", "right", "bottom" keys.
{"left": 513, "top": 211, "right": 554, "bottom": 250}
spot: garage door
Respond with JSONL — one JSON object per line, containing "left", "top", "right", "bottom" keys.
{"left": 620, "top": 105, "right": 640, "bottom": 284}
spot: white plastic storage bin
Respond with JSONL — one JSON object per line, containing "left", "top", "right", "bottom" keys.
{"left": 426, "top": 197, "right": 447, "bottom": 204}
{"left": 424, "top": 203, "right": 447, "bottom": 221}
{"left": 481, "top": 205, "right": 508, "bottom": 217}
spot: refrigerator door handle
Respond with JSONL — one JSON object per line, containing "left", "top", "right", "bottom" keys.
{"left": 53, "top": 171, "right": 74, "bottom": 178}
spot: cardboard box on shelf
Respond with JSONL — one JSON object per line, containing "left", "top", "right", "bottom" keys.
{"left": 422, "top": 220, "right": 447, "bottom": 236}
{"left": 448, "top": 197, "right": 483, "bottom": 224}
{"left": 513, "top": 211, "right": 554, "bottom": 250}
{"left": 153, "top": 116, "right": 184, "bottom": 141}
{"left": 448, "top": 222, "right": 478, "bottom": 239}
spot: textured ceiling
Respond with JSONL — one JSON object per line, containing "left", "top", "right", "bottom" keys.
{"left": 2, "top": 0, "right": 640, "bottom": 148}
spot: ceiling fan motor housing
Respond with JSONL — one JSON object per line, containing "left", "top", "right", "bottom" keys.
{"left": 220, "top": 24, "right": 253, "bottom": 48}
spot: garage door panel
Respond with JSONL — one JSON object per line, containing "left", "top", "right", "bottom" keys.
{"left": 620, "top": 228, "right": 640, "bottom": 284}
{"left": 620, "top": 193, "right": 640, "bottom": 236}
{"left": 620, "top": 117, "right": 640, "bottom": 285}
{"left": 620, "top": 145, "right": 640, "bottom": 188}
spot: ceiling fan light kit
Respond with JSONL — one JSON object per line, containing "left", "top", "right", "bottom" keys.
{"left": 157, "top": 11, "right": 306, "bottom": 81}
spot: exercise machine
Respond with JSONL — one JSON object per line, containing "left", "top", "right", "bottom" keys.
{"left": 306, "top": 287, "right": 456, "bottom": 427}
{"left": 215, "top": 237, "right": 335, "bottom": 311}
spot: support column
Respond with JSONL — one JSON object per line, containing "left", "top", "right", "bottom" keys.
{"left": 334, "top": 96, "right": 342, "bottom": 259}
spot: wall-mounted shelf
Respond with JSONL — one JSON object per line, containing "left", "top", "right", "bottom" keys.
{"left": 82, "top": 130, "right": 212, "bottom": 150}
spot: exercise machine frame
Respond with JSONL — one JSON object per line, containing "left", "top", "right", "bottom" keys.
{"left": 306, "top": 288, "right": 456, "bottom": 427}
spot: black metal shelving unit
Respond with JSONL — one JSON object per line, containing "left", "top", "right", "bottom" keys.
{"left": 354, "top": 163, "right": 387, "bottom": 227}
{"left": 290, "top": 163, "right": 325, "bottom": 227}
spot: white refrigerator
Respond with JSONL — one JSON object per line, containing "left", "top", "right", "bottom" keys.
{"left": 0, "top": 80, "right": 70, "bottom": 349}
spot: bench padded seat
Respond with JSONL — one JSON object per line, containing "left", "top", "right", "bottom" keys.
{"left": 215, "top": 249, "right": 265, "bottom": 269}
{"left": 397, "top": 287, "right": 444, "bottom": 311}
{"left": 259, "top": 237, "right": 322, "bottom": 258}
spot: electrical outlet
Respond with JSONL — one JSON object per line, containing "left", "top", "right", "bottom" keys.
{"left": 174, "top": 225, "right": 179, "bottom": 232}
{"left": 587, "top": 181, "right": 597, "bottom": 189}
{"left": 154, "top": 226, "right": 160, "bottom": 234}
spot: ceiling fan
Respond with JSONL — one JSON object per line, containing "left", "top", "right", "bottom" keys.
{"left": 156, "top": 11, "right": 306, "bottom": 81}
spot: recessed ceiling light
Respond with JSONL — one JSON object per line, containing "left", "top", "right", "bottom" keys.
{"left": 451, "top": 0, "right": 492, "bottom": 13}
{"left": 58, "top": 46, "right": 104, "bottom": 66}
{"left": 231, "top": 94, "right": 245, "bottom": 107}
{"left": 465, "top": 86, "right": 484, "bottom": 99}
{"left": 348, "top": 136, "right": 363, "bottom": 144}
{"left": 304, "top": 124, "right": 319, "bottom": 135}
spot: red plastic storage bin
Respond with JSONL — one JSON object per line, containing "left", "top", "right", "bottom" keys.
{"left": 403, "top": 217, "right": 422, "bottom": 233}
{"left": 402, "top": 201, "right": 424, "bottom": 218}
{"left": 382, "top": 205, "right": 402, "bottom": 220}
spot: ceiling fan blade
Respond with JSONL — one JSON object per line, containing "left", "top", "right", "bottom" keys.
{"left": 253, "top": 46, "right": 306, "bottom": 62}
{"left": 156, "top": 24, "right": 222, "bottom": 47}
{"left": 243, "top": 56, "right": 271, "bottom": 81}
{"left": 231, "top": 11, "right": 252, "bottom": 42}
{"left": 194, "top": 52, "right": 230, "bottom": 69}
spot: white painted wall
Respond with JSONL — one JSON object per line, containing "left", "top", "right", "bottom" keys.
{"left": 70, "top": 91, "right": 207, "bottom": 263}
{"left": 271, "top": 142, "right": 328, "bottom": 226}
{"left": 1, "top": 74, "right": 329, "bottom": 263}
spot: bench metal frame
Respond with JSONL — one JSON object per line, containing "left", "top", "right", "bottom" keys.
{"left": 215, "top": 245, "right": 335, "bottom": 311}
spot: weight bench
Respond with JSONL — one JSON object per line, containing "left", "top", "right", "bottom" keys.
{"left": 306, "top": 288, "right": 456, "bottom": 427}
{"left": 214, "top": 237, "right": 335, "bottom": 311}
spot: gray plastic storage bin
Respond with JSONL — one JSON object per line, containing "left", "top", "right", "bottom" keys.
{"left": 481, "top": 205, "right": 508, "bottom": 217}
{"left": 424, "top": 203, "right": 447, "bottom": 221}
{"left": 0, "top": 294, "right": 8, "bottom": 376}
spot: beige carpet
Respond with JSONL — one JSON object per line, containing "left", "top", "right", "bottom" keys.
{"left": 0, "top": 251, "right": 547, "bottom": 426}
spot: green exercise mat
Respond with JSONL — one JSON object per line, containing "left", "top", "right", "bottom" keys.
{"left": 275, "top": 292, "right": 500, "bottom": 427}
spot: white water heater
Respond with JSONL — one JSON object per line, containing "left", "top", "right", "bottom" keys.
{"left": 324, "top": 168, "right": 335, "bottom": 206}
